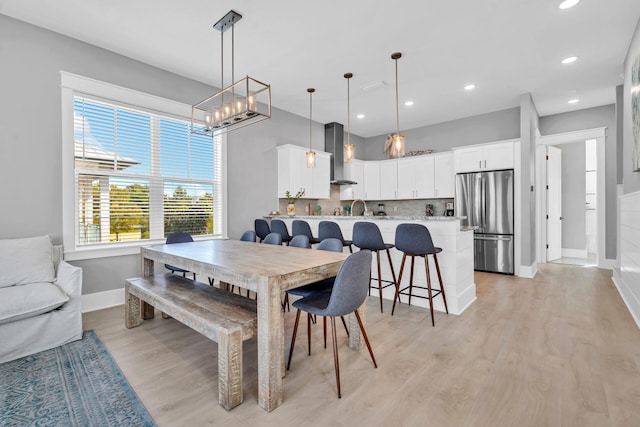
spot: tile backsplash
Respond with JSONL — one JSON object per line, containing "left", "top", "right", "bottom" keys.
{"left": 279, "top": 185, "right": 454, "bottom": 217}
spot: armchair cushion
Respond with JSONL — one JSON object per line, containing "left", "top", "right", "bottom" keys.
{"left": 0, "top": 235, "right": 55, "bottom": 288}
{"left": 0, "top": 282, "right": 69, "bottom": 325}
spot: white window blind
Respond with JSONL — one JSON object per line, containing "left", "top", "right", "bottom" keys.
{"left": 73, "top": 95, "right": 222, "bottom": 247}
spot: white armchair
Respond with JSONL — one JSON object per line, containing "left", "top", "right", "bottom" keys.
{"left": 0, "top": 236, "right": 83, "bottom": 363}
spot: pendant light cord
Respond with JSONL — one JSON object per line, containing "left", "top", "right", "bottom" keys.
{"left": 347, "top": 77, "right": 351, "bottom": 146}
{"left": 309, "top": 90, "right": 313, "bottom": 151}
{"left": 395, "top": 56, "right": 400, "bottom": 135}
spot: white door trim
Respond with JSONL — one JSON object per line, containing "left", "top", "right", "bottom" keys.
{"left": 536, "top": 127, "right": 607, "bottom": 268}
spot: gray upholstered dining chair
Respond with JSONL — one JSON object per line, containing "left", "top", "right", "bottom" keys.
{"left": 263, "top": 232, "right": 283, "bottom": 246}
{"left": 289, "top": 234, "right": 311, "bottom": 249}
{"left": 286, "top": 250, "right": 377, "bottom": 398}
{"left": 286, "top": 238, "right": 347, "bottom": 353}
{"left": 240, "top": 230, "right": 257, "bottom": 242}
{"left": 165, "top": 232, "right": 196, "bottom": 280}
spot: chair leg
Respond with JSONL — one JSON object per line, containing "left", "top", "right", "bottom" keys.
{"left": 425, "top": 256, "right": 435, "bottom": 327}
{"left": 323, "top": 317, "right": 327, "bottom": 348}
{"left": 307, "top": 313, "right": 312, "bottom": 356}
{"left": 340, "top": 316, "right": 349, "bottom": 337}
{"left": 354, "top": 309, "right": 378, "bottom": 368}
{"left": 208, "top": 277, "right": 214, "bottom": 286}
{"left": 287, "top": 309, "right": 302, "bottom": 371}
{"left": 392, "top": 253, "right": 407, "bottom": 315}
{"left": 408, "top": 255, "right": 415, "bottom": 306}
{"left": 282, "top": 293, "right": 290, "bottom": 312}
{"left": 376, "top": 251, "right": 384, "bottom": 313}
{"left": 386, "top": 248, "right": 398, "bottom": 290}
{"left": 348, "top": 244, "right": 353, "bottom": 253}
{"left": 330, "top": 317, "right": 342, "bottom": 398}
{"left": 433, "top": 254, "right": 449, "bottom": 314}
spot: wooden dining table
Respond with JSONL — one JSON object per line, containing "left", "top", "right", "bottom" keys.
{"left": 139, "top": 239, "right": 358, "bottom": 412}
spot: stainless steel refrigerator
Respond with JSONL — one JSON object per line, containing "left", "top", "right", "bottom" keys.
{"left": 456, "top": 170, "right": 514, "bottom": 274}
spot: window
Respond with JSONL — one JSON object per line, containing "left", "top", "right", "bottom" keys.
{"left": 61, "top": 72, "right": 226, "bottom": 259}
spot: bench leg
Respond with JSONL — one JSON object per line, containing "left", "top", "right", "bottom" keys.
{"left": 218, "top": 328, "right": 243, "bottom": 410}
{"left": 125, "top": 284, "right": 142, "bottom": 329}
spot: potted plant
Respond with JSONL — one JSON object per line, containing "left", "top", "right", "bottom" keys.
{"left": 285, "top": 190, "right": 305, "bottom": 215}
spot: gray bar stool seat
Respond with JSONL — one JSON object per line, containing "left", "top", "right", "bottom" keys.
{"left": 391, "top": 223, "right": 448, "bottom": 326}
{"left": 352, "top": 221, "right": 397, "bottom": 313}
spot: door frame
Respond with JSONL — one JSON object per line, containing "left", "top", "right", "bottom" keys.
{"left": 536, "top": 127, "right": 606, "bottom": 268}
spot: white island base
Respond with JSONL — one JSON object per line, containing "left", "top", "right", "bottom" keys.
{"left": 272, "top": 216, "right": 476, "bottom": 315}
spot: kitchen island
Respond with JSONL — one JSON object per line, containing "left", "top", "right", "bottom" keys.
{"left": 265, "top": 215, "right": 475, "bottom": 315}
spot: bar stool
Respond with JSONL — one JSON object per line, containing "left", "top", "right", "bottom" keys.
{"left": 254, "top": 219, "right": 271, "bottom": 243}
{"left": 352, "top": 221, "right": 397, "bottom": 313}
{"left": 292, "top": 220, "right": 320, "bottom": 245}
{"left": 270, "top": 219, "right": 293, "bottom": 245}
{"left": 391, "top": 223, "right": 448, "bottom": 326}
{"left": 318, "top": 221, "right": 353, "bottom": 253}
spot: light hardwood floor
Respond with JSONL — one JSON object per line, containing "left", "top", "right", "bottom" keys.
{"left": 83, "top": 263, "right": 640, "bottom": 426}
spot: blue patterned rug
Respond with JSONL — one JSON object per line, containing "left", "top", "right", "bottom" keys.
{"left": 0, "top": 330, "right": 155, "bottom": 426}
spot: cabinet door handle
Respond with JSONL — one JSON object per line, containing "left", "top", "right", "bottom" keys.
{"left": 484, "top": 160, "right": 486, "bottom": 168}
{"left": 479, "top": 160, "right": 482, "bottom": 169}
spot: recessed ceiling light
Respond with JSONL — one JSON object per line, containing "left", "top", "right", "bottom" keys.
{"left": 356, "top": 114, "right": 365, "bottom": 119}
{"left": 559, "top": 0, "right": 580, "bottom": 9}
{"left": 562, "top": 56, "right": 578, "bottom": 64}
{"left": 568, "top": 98, "right": 580, "bottom": 104}
{"left": 404, "top": 101, "right": 414, "bottom": 106}
{"left": 464, "top": 84, "right": 476, "bottom": 91}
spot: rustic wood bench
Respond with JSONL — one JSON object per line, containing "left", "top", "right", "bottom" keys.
{"left": 125, "top": 273, "right": 257, "bottom": 410}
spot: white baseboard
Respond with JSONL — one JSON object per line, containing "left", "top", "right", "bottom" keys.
{"left": 519, "top": 262, "right": 537, "bottom": 279}
{"left": 612, "top": 274, "right": 640, "bottom": 331}
{"left": 602, "top": 258, "right": 616, "bottom": 270}
{"left": 82, "top": 288, "right": 124, "bottom": 313}
{"left": 562, "top": 248, "right": 588, "bottom": 258}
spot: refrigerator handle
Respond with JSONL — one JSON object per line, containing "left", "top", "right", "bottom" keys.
{"left": 481, "top": 176, "right": 486, "bottom": 232}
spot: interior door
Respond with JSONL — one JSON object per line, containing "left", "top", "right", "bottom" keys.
{"left": 547, "top": 146, "right": 562, "bottom": 261}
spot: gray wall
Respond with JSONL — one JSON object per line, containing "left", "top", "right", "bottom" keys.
{"left": 558, "top": 143, "right": 586, "bottom": 250}
{"left": 539, "top": 104, "right": 617, "bottom": 259}
{"left": 0, "top": 15, "right": 311, "bottom": 294}
{"left": 623, "top": 18, "right": 640, "bottom": 194}
{"left": 519, "top": 93, "right": 539, "bottom": 268}
{"left": 361, "top": 107, "right": 521, "bottom": 159}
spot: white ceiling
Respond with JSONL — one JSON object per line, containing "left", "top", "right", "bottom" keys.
{"left": 1, "top": 0, "right": 639, "bottom": 138}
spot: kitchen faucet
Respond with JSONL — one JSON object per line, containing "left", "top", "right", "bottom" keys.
{"left": 350, "top": 199, "right": 368, "bottom": 216}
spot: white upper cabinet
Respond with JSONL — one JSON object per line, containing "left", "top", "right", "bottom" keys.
{"left": 277, "top": 144, "right": 330, "bottom": 199}
{"left": 379, "top": 160, "right": 398, "bottom": 200}
{"left": 363, "top": 161, "right": 381, "bottom": 200}
{"left": 434, "top": 153, "right": 454, "bottom": 198}
{"left": 397, "top": 156, "right": 435, "bottom": 199}
{"left": 340, "top": 160, "right": 364, "bottom": 200}
{"left": 453, "top": 140, "right": 515, "bottom": 173}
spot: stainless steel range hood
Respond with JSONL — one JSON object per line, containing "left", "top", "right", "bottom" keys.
{"left": 325, "top": 122, "right": 357, "bottom": 185}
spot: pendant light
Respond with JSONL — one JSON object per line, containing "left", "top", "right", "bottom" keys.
{"left": 191, "top": 10, "right": 271, "bottom": 136}
{"left": 344, "top": 73, "right": 355, "bottom": 163}
{"left": 390, "top": 52, "right": 405, "bottom": 158}
{"left": 306, "top": 88, "right": 316, "bottom": 168}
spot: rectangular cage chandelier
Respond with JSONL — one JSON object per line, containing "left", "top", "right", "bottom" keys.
{"left": 191, "top": 10, "right": 271, "bottom": 136}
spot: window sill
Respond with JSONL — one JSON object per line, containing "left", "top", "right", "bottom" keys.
{"left": 64, "top": 235, "right": 229, "bottom": 261}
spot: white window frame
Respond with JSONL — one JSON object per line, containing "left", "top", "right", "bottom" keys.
{"left": 60, "top": 71, "right": 228, "bottom": 260}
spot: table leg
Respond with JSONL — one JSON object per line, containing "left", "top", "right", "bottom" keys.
{"left": 141, "top": 257, "right": 155, "bottom": 319}
{"left": 256, "top": 278, "right": 284, "bottom": 412}
{"left": 348, "top": 301, "right": 366, "bottom": 351}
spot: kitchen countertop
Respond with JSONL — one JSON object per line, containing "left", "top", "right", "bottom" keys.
{"left": 264, "top": 215, "right": 466, "bottom": 221}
